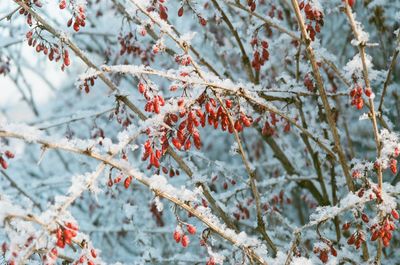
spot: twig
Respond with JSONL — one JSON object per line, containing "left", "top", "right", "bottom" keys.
{"left": 289, "top": 0, "right": 354, "bottom": 192}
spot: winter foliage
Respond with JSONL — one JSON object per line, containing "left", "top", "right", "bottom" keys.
{"left": 0, "top": 0, "right": 400, "bottom": 264}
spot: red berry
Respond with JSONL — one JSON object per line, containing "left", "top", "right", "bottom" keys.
{"left": 178, "top": 7, "right": 184, "bottom": 17}
{"left": 342, "top": 222, "right": 351, "bottom": 230}
{"left": 319, "top": 251, "right": 328, "bottom": 263}
{"left": 91, "top": 249, "right": 97, "bottom": 258}
{"left": 392, "top": 209, "right": 399, "bottom": 220}
{"left": 365, "top": 88, "right": 372, "bottom": 97}
{"left": 186, "top": 224, "right": 196, "bottom": 235}
{"left": 390, "top": 159, "right": 397, "bottom": 174}
{"left": 173, "top": 230, "right": 181, "bottom": 243}
{"left": 361, "top": 213, "right": 369, "bottom": 223}
{"left": 181, "top": 235, "right": 189, "bottom": 247}
{"left": 0, "top": 157, "right": 8, "bottom": 169}
{"left": 59, "top": 0, "right": 66, "bottom": 9}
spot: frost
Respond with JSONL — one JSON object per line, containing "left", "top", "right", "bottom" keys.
{"left": 343, "top": 54, "right": 378, "bottom": 82}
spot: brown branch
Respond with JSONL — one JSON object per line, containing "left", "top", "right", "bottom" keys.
{"left": 0, "top": 128, "right": 269, "bottom": 265}
{"left": 378, "top": 34, "right": 400, "bottom": 113}
{"left": 289, "top": 0, "right": 354, "bottom": 192}
{"left": 14, "top": 0, "right": 237, "bottom": 235}
{"left": 211, "top": 0, "right": 255, "bottom": 82}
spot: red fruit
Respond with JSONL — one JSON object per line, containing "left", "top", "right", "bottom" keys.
{"left": 392, "top": 209, "right": 399, "bottom": 220}
{"left": 56, "top": 239, "right": 65, "bottom": 248}
{"left": 63, "top": 50, "right": 70, "bottom": 66}
{"left": 347, "top": 234, "right": 355, "bottom": 245}
{"left": 59, "top": 0, "right": 66, "bottom": 9}
{"left": 234, "top": 120, "right": 243, "bottom": 132}
{"left": 241, "top": 115, "right": 252, "bottom": 127}
{"left": 361, "top": 213, "right": 369, "bottom": 223}
{"left": 178, "top": 7, "right": 184, "bottom": 17}
{"left": 184, "top": 139, "right": 191, "bottom": 150}
{"left": 91, "top": 249, "right": 97, "bottom": 258}
{"left": 88, "top": 261, "right": 95, "bottom": 265}
{"left": 173, "top": 230, "right": 181, "bottom": 243}
{"left": 186, "top": 224, "right": 196, "bottom": 235}
{"left": 124, "top": 176, "right": 132, "bottom": 189}
{"left": 73, "top": 23, "right": 80, "bottom": 32}
{"left": 365, "top": 88, "right": 372, "bottom": 97}
{"left": 371, "top": 230, "right": 379, "bottom": 241}
{"left": 319, "top": 251, "right": 328, "bottom": 263}
{"left": 390, "top": 159, "right": 397, "bottom": 174}
{"left": 330, "top": 247, "right": 337, "bottom": 257}
{"left": 383, "top": 237, "right": 390, "bottom": 247}
{"left": 199, "top": 17, "right": 207, "bottom": 26}
{"left": 0, "top": 158, "right": 7, "bottom": 169}
{"left": 181, "top": 235, "right": 189, "bottom": 247}
{"left": 342, "top": 222, "right": 351, "bottom": 230}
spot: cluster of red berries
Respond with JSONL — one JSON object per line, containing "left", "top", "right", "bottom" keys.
{"left": 349, "top": 84, "right": 365, "bottom": 109}
{"left": 374, "top": 159, "right": 398, "bottom": 175}
{"left": 79, "top": 76, "right": 97, "bottom": 93}
{"left": 299, "top": 1, "right": 324, "bottom": 41}
{"left": 220, "top": 178, "right": 237, "bottom": 190}
{"left": 108, "top": 173, "right": 133, "bottom": 189}
{"left": 346, "top": 230, "right": 366, "bottom": 249}
{"left": 68, "top": 5, "right": 86, "bottom": 32}
{"left": 0, "top": 150, "right": 14, "bottom": 169}
{"left": 118, "top": 32, "right": 136, "bottom": 55}
{"left": 142, "top": 139, "right": 163, "bottom": 169}
{"left": 176, "top": 4, "right": 206, "bottom": 26}
{"left": 41, "top": 247, "right": 58, "bottom": 265}
{"left": 374, "top": 147, "right": 399, "bottom": 174}
{"left": 267, "top": 4, "right": 284, "bottom": 20}
{"left": 173, "top": 224, "right": 196, "bottom": 248}
{"left": 370, "top": 210, "right": 398, "bottom": 247}
{"left": 250, "top": 38, "right": 269, "bottom": 71}
{"left": 118, "top": 32, "right": 154, "bottom": 64}
{"left": 199, "top": 96, "right": 252, "bottom": 133}
{"left": 170, "top": 110, "right": 202, "bottom": 151}
{"left": 160, "top": 166, "right": 179, "bottom": 177}
{"left": 26, "top": 31, "right": 70, "bottom": 69}
{"left": 59, "top": 1, "right": 87, "bottom": 31}
{"left": 55, "top": 222, "right": 78, "bottom": 248}
{"left": 142, "top": 0, "right": 168, "bottom": 20}
{"left": 138, "top": 82, "right": 166, "bottom": 114}
{"left": 18, "top": 5, "right": 34, "bottom": 26}
{"left": 175, "top": 54, "right": 192, "bottom": 66}
{"left": 233, "top": 203, "right": 250, "bottom": 221}
{"left": 313, "top": 243, "right": 337, "bottom": 263}
{"left": 261, "top": 113, "right": 290, "bottom": 137}
{"left": 74, "top": 248, "right": 97, "bottom": 265}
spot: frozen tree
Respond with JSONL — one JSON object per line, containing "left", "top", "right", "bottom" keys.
{"left": 0, "top": 0, "right": 400, "bottom": 264}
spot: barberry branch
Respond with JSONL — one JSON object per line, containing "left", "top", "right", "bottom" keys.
{"left": 0, "top": 126, "right": 269, "bottom": 265}
{"left": 289, "top": 0, "right": 354, "bottom": 192}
